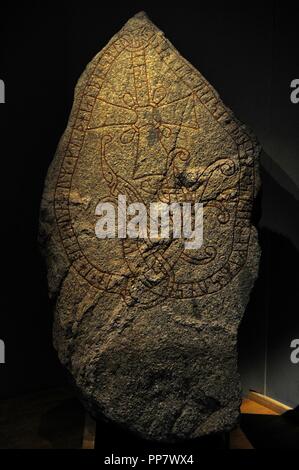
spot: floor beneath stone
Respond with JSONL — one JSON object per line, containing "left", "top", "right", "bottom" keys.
{"left": 0, "top": 387, "right": 278, "bottom": 449}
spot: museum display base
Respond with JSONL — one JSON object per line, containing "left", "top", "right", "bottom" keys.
{"left": 240, "top": 407, "right": 299, "bottom": 449}
{"left": 0, "top": 387, "right": 297, "bottom": 449}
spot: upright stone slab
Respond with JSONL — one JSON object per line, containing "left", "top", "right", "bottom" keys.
{"left": 39, "top": 12, "right": 260, "bottom": 441}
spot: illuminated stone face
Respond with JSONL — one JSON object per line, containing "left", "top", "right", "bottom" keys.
{"left": 40, "top": 12, "right": 260, "bottom": 441}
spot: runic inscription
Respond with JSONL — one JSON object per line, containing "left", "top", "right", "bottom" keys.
{"left": 53, "top": 14, "right": 257, "bottom": 308}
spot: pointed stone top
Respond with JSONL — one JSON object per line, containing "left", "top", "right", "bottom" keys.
{"left": 125, "top": 11, "right": 154, "bottom": 30}
{"left": 133, "top": 11, "right": 149, "bottom": 20}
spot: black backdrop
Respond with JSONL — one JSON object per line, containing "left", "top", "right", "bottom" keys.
{"left": 0, "top": 1, "right": 298, "bottom": 407}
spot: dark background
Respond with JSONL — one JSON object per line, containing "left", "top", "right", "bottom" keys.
{"left": 0, "top": 1, "right": 298, "bottom": 407}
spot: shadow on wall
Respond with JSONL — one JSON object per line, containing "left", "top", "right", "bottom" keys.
{"left": 239, "top": 152, "right": 299, "bottom": 408}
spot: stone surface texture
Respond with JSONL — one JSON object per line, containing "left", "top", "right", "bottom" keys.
{"left": 39, "top": 12, "right": 261, "bottom": 442}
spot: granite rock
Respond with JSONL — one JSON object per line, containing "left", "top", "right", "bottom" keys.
{"left": 39, "top": 12, "right": 261, "bottom": 442}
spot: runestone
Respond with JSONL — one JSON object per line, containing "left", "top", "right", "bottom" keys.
{"left": 39, "top": 12, "right": 260, "bottom": 441}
